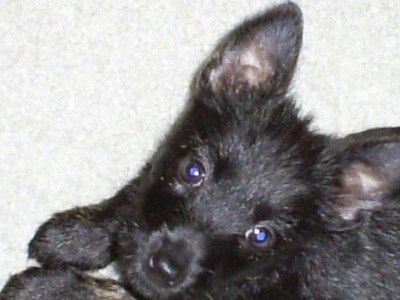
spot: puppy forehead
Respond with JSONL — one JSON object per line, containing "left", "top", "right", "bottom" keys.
{"left": 205, "top": 120, "right": 300, "bottom": 178}
{"left": 187, "top": 142, "right": 305, "bottom": 233}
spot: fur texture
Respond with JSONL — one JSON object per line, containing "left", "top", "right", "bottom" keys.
{"left": 2, "top": 2, "right": 400, "bottom": 300}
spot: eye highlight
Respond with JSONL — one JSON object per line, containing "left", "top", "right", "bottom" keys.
{"left": 179, "top": 158, "right": 206, "bottom": 187}
{"left": 245, "top": 225, "right": 274, "bottom": 251}
{"left": 187, "top": 163, "right": 203, "bottom": 178}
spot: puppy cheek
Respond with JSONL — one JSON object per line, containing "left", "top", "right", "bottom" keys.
{"left": 115, "top": 230, "right": 145, "bottom": 289}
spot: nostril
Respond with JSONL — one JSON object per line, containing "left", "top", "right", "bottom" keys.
{"left": 147, "top": 250, "right": 184, "bottom": 287}
{"left": 148, "top": 252, "right": 180, "bottom": 283}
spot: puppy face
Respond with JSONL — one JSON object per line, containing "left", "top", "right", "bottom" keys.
{"left": 117, "top": 3, "right": 326, "bottom": 299}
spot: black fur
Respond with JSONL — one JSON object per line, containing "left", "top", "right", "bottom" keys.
{"left": 2, "top": 2, "right": 400, "bottom": 300}
{"left": 0, "top": 267, "right": 135, "bottom": 300}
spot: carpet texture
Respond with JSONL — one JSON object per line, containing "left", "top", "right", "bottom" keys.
{"left": 1, "top": 0, "right": 399, "bottom": 288}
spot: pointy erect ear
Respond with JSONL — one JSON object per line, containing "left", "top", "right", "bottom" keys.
{"left": 195, "top": 2, "right": 303, "bottom": 97}
{"left": 328, "top": 128, "right": 400, "bottom": 222}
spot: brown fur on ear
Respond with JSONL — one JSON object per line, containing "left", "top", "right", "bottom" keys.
{"left": 196, "top": 2, "right": 303, "bottom": 96}
{"left": 208, "top": 34, "right": 276, "bottom": 94}
{"left": 336, "top": 162, "right": 389, "bottom": 220}
{"left": 329, "top": 127, "right": 400, "bottom": 221}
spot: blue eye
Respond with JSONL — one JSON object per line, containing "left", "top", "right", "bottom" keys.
{"left": 245, "top": 225, "right": 274, "bottom": 250}
{"left": 179, "top": 158, "right": 206, "bottom": 186}
{"left": 187, "top": 164, "right": 202, "bottom": 178}
{"left": 253, "top": 227, "right": 268, "bottom": 243}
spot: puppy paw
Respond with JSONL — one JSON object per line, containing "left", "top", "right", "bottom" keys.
{"left": 29, "top": 206, "right": 116, "bottom": 270}
{"left": 1, "top": 267, "right": 136, "bottom": 300}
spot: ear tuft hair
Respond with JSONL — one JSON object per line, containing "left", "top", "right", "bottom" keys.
{"left": 326, "top": 128, "right": 400, "bottom": 222}
{"left": 196, "top": 2, "right": 303, "bottom": 97}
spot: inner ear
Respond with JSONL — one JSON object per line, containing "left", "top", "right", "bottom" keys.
{"left": 197, "top": 2, "right": 303, "bottom": 96}
{"left": 336, "top": 162, "right": 388, "bottom": 221}
{"left": 330, "top": 131, "right": 400, "bottom": 222}
{"left": 208, "top": 27, "right": 277, "bottom": 94}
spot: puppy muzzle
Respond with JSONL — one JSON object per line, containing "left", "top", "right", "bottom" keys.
{"left": 137, "top": 226, "right": 206, "bottom": 297}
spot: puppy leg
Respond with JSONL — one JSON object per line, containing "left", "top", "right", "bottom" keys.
{"left": 1, "top": 267, "right": 137, "bottom": 300}
{"left": 28, "top": 182, "right": 140, "bottom": 270}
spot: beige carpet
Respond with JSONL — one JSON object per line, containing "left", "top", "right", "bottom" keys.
{"left": 1, "top": 0, "right": 399, "bottom": 288}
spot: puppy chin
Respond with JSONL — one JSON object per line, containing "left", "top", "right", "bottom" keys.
{"left": 125, "top": 227, "right": 206, "bottom": 299}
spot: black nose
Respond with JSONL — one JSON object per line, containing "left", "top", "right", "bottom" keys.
{"left": 137, "top": 227, "right": 206, "bottom": 297}
{"left": 149, "top": 248, "right": 185, "bottom": 286}
{"left": 148, "top": 247, "right": 184, "bottom": 286}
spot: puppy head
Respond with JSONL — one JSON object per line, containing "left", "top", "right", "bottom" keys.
{"left": 117, "top": 3, "right": 326, "bottom": 299}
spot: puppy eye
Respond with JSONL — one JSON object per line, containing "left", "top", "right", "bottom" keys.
{"left": 245, "top": 225, "right": 274, "bottom": 251}
{"left": 179, "top": 158, "right": 206, "bottom": 186}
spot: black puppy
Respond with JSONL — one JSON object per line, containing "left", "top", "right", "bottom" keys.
{"left": 2, "top": 2, "right": 400, "bottom": 299}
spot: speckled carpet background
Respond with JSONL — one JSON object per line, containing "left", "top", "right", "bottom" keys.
{"left": 1, "top": 0, "right": 399, "bottom": 288}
